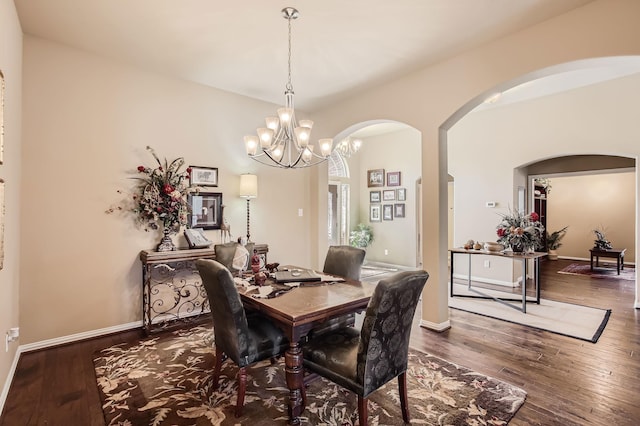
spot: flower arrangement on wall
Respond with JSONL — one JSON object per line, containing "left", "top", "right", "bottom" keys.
{"left": 496, "top": 209, "right": 545, "bottom": 252}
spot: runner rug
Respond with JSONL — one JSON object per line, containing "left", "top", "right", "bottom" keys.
{"left": 558, "top": 263, "right": 635, "bottom": 281}
{"left": 94, "top": 325, "right": 526, "bottom": 425}
{"left": 449, "top": 283, "right": 611, "bottom": 343}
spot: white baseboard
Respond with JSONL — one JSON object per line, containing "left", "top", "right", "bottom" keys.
{"left": 18, "top": 320, "right": 143, "bottom": 353}
{"left": 0, "top": 347, "right": 22, "bottom": 418}
{"left": 419, "top": 319, "right": 451, "bottom": 332}
{"left": 452, "top": 272, "right": 517, "bottom": 288}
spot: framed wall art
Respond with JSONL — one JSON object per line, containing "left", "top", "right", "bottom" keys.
{"left": 367, "top": 169, "right": 385, "bottom": 187}
{"left": 383, "top": 204, "right": 394, "bottom": 221}
{"left": 189, "top": 166, "right": 218, "bottom": 187}
{"left": 394, "top": 203, "right": 405, "bottom": 218}
{"left": 370, "top": 191, "right": 381, "bottom": 203}
{"left": 386, "top": 171, "right": 401, "bottom": 186}
{"left": 369, "top": 204, "right": 381, "bottom": 222}
{"left": 397, "top": 188, "right": 406, "bottom": 201}
{"left": 383, "top": 189, "right": 395, "bottom": 201}
{"left": 187, "top": 191, "right": 223, "bottom": 229}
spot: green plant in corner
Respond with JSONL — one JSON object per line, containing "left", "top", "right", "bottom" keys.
{"left": 546, "top": 226, "right": 568, "bottom": 250}
{"left": 349, "top": 223, "right": 374, "bottom": 249}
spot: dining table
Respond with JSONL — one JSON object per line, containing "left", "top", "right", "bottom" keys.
{"left": 238, "top": 267, "right": 377, "bottom": 425}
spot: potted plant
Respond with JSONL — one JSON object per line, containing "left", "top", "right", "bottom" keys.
{"left": 546, "top": 226, "right": 568, "bottom": 260}
{"left": 349, "top": 223, "right": 374, "bottom": 249}
{"left": 593, "top": 228, "right": 612, "bottom": 250}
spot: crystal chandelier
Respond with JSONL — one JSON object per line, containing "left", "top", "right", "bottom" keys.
{"left": 244, "top": 7, "right": 333, "bottom": 169}
{"left": 335, "top": 138, "right": 363, "bottom": 158}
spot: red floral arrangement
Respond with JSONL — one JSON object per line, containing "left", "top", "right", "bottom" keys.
{"left": 496, "top": 209, "right": 544, "bottom": 252}
{"left": 132, "top": 146, "right": 191, "bottom": 233}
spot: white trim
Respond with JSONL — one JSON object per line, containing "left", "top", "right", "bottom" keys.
{"left": 419, "top": 319, "right": 451, "bottom": 332}
{"left": 452, "top": 272, "right": 517, "bottom": 288}
{"left": 19, "top": 321, "right": 142, "bottom": 353}
{"left": 0, "top": 347, "right": 22, "bottom": 418}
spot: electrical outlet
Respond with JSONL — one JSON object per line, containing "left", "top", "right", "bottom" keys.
{"left": 384, "top": 249, "right": 389, "bottom": 256}
{"left": 484, "top": 260, "right": 490, "bottom": 268}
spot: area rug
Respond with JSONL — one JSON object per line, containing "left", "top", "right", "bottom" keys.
{"left": 449, "top": 284, "right": 610, "bottom": 343}
{"left": 558, "top": 263, "right": 636, "bottom": 281}
{"left": 94, "top": 325, "right": 526, "bottom": 425}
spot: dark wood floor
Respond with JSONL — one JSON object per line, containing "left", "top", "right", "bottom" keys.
{"left": 1, "top": 259, "right": 638, "bottom": 425}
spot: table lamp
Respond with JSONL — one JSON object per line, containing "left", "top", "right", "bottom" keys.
{"left": 239, "top": 174, "right": 258, "bottom": 242}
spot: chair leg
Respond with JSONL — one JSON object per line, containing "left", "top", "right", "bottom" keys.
{"left": 213, "top": 346, "right": 224, "bottom": 390}
{"left": 398, "top": 372, "right": 410, "bottom": 423}
{"left": 235, "top": 367, "right": 247, "bottom": 417}
{"left": 357, "top": 395, "right": 368, "bottom": 426}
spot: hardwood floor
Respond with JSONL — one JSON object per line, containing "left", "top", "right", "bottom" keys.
{"left": 1, "top": 259, "right": 638, "bottom": 425}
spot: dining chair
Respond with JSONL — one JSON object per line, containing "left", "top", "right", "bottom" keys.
{"left": 196, "top": 259, "right": 288, "bottom": 417}
{"left": 310, "top": 245, "right": 366, "bottom": 336}
{"left": 214, "top": 241, "right": 254, "bottom": 275}
{"left": 302, "top": 270, "right": 429, "bottom": 426}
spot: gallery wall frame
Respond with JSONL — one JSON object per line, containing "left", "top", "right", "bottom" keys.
{"left": 189, "top": 166, "right": 218, "bottom": 187}
{"left": 370, "top": 204, "right": 381, "bottom": 222}
{"left": 383, "top": 189, "right": 395, "bottom": 201}
{"left": 383, "top": 204, "right": 394, "bottom": 221}
{"left": 367, "top": 169, "right": 385, "bottom": 187}
{"left": 396, "top": 188, "right": 406, "bottom": 201}
{"left": 187, "top": 191, "right": 223, "bottom": 230}
{"left": 370, "top": 191, "right": 381, "bottom": 203}
{"left": 386, "top": 171, "right": 401, "bottom": 186}
{"left": 394, "top": 203, "right": 406, "bottom": 218}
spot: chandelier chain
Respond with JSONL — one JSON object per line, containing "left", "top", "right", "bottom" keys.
{"left": 286, "top": 14, "right": 293, "bottom": 92}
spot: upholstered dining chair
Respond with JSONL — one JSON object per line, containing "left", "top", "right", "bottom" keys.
{"left": 302, "top": 270, "right": 429, "bottom": 426}
{"left": 196, "top": 259, "right": 288, "bottom": 417}
{"left": 214, "top": 241, "right": 254, "bottom": 276}
{"left": 310, "top": 245, "right": 366, "bottom": 337}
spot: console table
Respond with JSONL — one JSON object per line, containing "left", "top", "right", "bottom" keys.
{"left": 450, "top": 248, "right": 546, "bottom": 313}
{"left": 590, "top": 248, "right": 625, "bottom": 275}
{"left": 139, "top": 244, "right": 269, "bottom": 334}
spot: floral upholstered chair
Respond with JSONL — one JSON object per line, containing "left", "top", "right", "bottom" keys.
{"left": 302, "top": 270, "right": 429, "bottom": 426}
{"left": 196, "top": 259, "right": 288, "bottom": 417}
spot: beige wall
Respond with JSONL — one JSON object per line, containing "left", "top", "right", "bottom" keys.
{"left": 311, "top": 0, "right": 640, "bottom": 327}
{"left": 547, "top": 172, "right": 636, "bottom": 261}
{"left": 351, "top": 127, "right": 421, "bottom": 267}
{"left": 0, "top": 0, "right": 23, "bottom": 408}
{"left": 19, "top": 36, "right": 320, "bottom": 344}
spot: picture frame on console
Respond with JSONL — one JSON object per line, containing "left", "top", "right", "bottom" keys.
{"left": 189, "top": 166, "right": 218, "bottom": 187}
{"left": 188, "top": 191, "right": 223, "bottom": 229}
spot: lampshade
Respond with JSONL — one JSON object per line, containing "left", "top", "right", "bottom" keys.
{"left": 239, "top": 174, "right": 258, "bottom": 198}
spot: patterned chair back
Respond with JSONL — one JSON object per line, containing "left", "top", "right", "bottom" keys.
{"left": 356, "top": 270, "right": 429, "bottom": 397}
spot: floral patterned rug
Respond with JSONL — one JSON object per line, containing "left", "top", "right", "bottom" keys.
{"left": 93, "top": 325, "right": 526, "bottom": 425}
{"left": 558, "top": 263, "right": 635, "bottom": 281}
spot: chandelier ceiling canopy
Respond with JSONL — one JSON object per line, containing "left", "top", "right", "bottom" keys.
{"left": 244, "top": 7, "right": 334, "bottom": 169}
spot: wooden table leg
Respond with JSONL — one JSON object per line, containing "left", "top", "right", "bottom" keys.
{"left": 285, "top": 341, "right": 305, "bottom": 425}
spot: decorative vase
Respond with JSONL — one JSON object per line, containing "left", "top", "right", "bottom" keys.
{"left": 157, "top": 227, "right": 177, "bottom": 252}
{"left": 510, "top": 241, "right": 525, "bottom": 253}
{"left": 548, "top": 249, "right": 558, "bottom": 260}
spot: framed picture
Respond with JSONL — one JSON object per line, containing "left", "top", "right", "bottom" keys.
{"left": 387, "top": 171, "right": 401, "bottom": 186}
{"left": 369, "top": 204, "right": 381, "bottom": 222}
{"left": 394, "top": 203, "right": 406, "bottom": 218}
{"left": 367, "top": 169, "right": 385, "bottom": 187}
{"left": 383, "top": 189, "right": 395, "bottom": 201}
{"left": 190, "top": 166, "right": 218, "bottom": 187}
{"left": 397, "top": 188, "right": 406, "bottom": 201}
{"left": 383, "top": 204, "right": 394, "bottom": 221}
{"left": 370, "top": 191, "right": 381, "bottom": 203}
{"left": 187, "top": 191, "right": 223, "bottom": 230}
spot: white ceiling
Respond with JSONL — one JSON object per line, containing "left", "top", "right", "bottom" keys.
{"left": 16, "top": 0, "right": 604, "bottom": 113}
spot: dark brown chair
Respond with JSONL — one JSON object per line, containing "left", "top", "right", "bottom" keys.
{"left": 302, "top": 270, "right": 429, "bottom": 426}
{"left": 196, "top": 259, "right": 288, "bottom": 417}
{"left": 310, "top": 245, "right": 366, "bottom": 336}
